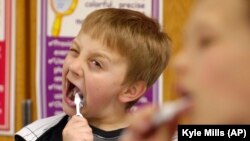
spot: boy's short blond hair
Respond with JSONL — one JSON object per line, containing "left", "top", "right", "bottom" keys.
{"left": 81, "top": 8, "right": 170, "bottom": 87}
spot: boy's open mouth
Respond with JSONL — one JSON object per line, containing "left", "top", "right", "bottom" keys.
{"left": 66, "top": 80, "right": 84, "bottom": 102}
{"left": 175, "top": 84, "right": 193, "bottom": 102}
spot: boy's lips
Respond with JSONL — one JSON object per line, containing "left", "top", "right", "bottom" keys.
{"left": 174, "top": 83, "right": 194, "bottom": 120}
{"left": 174, "top": 83, "right": 193, "bottom": 101}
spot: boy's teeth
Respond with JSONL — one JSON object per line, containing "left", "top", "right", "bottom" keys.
{"left": 73, "top": 87, "right": 82, "bottom": 95}
{"left": 67, "top": 82, "right": 84, "bottom": 101}
{"left": 69, "top": 90, "right": 75, "bottom": 100}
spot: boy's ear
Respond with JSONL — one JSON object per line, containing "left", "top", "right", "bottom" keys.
{"left": 119, "top": 81, "right": 147, "bottom": 103}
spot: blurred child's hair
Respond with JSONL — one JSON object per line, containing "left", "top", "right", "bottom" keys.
{"left": 81, "top": 8, "right": 170, "bottom": 92}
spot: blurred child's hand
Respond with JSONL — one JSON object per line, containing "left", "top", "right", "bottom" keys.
{"left": 63, "top": 115, "right": 93, "bottom": 141}
{"left": 120, "top": 105, "right": 178, "bottom": 141}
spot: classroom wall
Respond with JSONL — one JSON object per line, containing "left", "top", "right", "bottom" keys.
{"left": 0, "top": 0, "right": 193, "bottom": 140}
{"left": 163, "top": 0, "right": 194, "bottom": 101}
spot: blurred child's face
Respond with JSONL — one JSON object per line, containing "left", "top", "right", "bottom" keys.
{"left": 175, "top": 0, "right": 250, "bottom": 124}
{"left": 62, "top": 32, "right": 128, "bottom": 118}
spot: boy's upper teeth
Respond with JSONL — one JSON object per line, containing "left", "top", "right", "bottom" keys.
{"left": 73, "top": 87, "right": 82, "bottom": 96}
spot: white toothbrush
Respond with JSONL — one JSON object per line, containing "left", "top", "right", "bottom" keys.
{"left": 74, "top": 93, "right": 83, "bottom": 117}
{"left": 152, "top": 98, "right": 189, "bottom": 126}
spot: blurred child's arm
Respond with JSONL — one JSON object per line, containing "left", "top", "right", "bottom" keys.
{"left": 120, "top": 105, "right": 173, "bottom": 141}
{"left": 120, "top": 101, "right": 188, "bottom": 141}
{"left": 63, "top": 115, "right": 93, "bottom": 141}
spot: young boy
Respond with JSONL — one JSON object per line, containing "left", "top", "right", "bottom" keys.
{"left": 121, "top": 0, "right": 250, "bottom": 140}
{"left": 15, "top": 8, "right": 170, "bottom": 141}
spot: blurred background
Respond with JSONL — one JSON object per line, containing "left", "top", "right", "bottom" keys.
{"left": 0, "top": 0, "right": 194, "bottom": 140}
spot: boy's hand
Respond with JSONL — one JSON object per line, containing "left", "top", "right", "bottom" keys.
{"left": 63, "top": 115, "right": 93, "bottom": 141}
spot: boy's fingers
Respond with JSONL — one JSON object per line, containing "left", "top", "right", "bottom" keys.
{"left": 66, "top": 115, "right": 89, "bottom": 127}
{"left": 71, "top": 115, "right": 87, "bottom": 122}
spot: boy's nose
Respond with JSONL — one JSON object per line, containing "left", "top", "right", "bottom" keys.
{"left": 68, "top": 58, "right": 84, "bottom": 77}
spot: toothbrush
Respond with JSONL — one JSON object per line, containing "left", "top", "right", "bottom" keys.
{"left": 74, "top": 93, "right": 83, "bottom": 117}
{"left": 152, "top": 98, "right": 189, "bottom": 126}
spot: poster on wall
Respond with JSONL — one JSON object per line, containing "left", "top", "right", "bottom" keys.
{"left": 0, "top": 0, "right": 15, "bottom": 135}
{"left": 37, "top": 0, "right": 163, "bottom": 118}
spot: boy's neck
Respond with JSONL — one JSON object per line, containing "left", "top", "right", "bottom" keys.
{"left": 87, "top": 111, "right": 131, "bottom": 131}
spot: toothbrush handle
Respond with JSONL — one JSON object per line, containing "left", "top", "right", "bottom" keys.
{"left": 76, "top": 104, "right": 83, "bottom": 117}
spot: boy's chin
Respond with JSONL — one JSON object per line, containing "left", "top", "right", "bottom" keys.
{"left": 62, "top": 103, "right": 76, "bottom": 116}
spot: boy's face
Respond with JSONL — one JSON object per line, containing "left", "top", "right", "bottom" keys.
{"left": 62, "top": 32, "right": 128, "bottom": 118}
{"left": 175, "top": 0, "right": 250, "bottom": 124}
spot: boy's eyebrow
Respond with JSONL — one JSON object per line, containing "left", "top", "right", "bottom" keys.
{"left": 92, "top": 52, "right": 112, "bottom": 63}
{"left": 72, "top": 39, "right": 112, "bottom": 63}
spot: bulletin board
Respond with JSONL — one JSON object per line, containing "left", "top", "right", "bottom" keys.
{"left": 0, "top": 0, "right": 15, "bottom": 135}
{"left": 37, "top": 0, "right": 163, "bottom": 118}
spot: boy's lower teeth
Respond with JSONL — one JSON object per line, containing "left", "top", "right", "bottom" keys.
{"left": 68, "top": 91, "right": 74, "bottom": 101}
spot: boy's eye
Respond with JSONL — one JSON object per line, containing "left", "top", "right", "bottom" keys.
{"left": 68, "top": 47, "right": 79, "bottom": 56}
{"left": 198, "top": 37, "right": 214, "bottom": 49}
{"left": 69, "top": 48, "right": 78, "bottom": 53}
{"left": 90, "top": 60, "right": 102, "bottom": 69}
